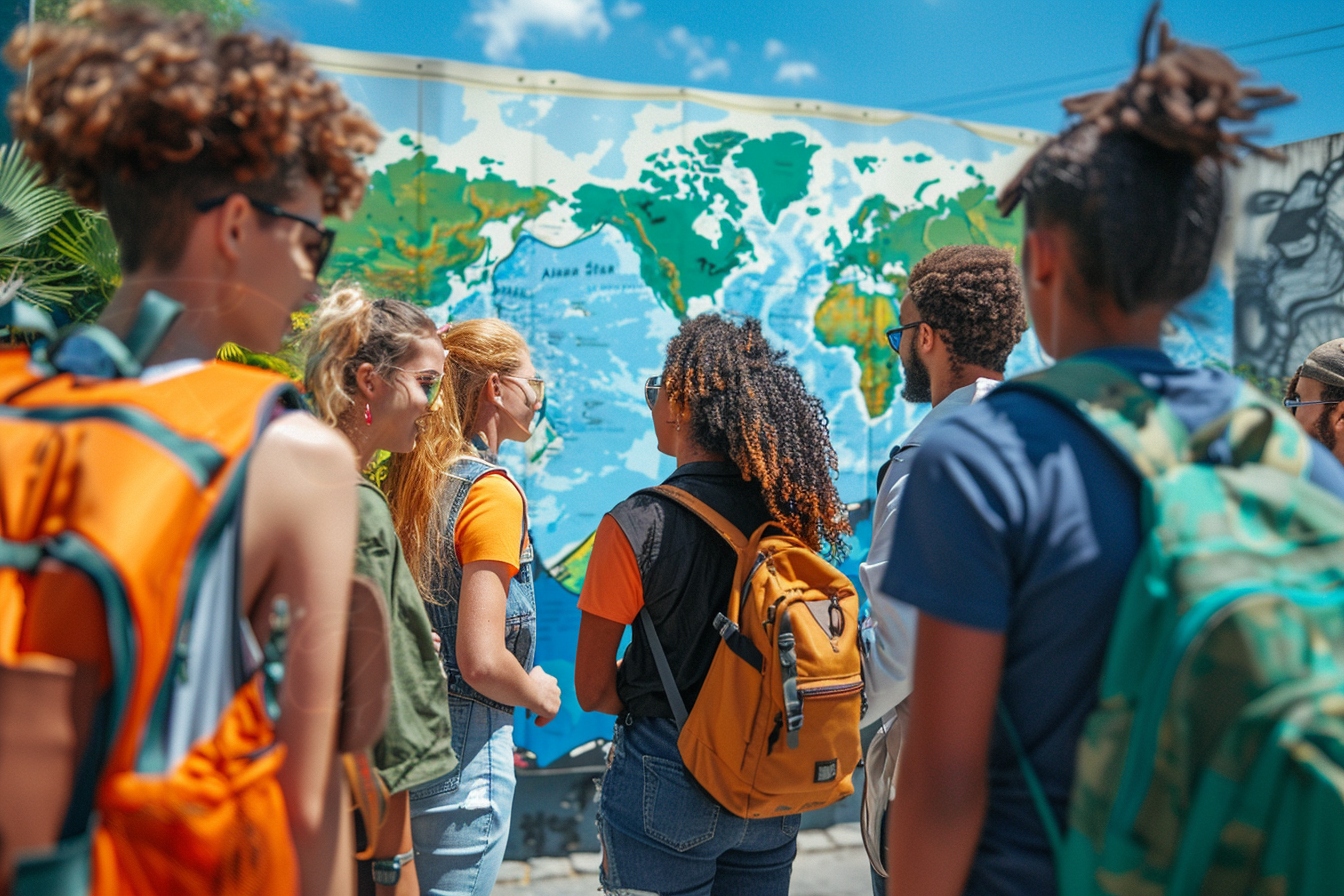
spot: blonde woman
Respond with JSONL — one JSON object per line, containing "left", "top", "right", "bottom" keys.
{"left": 304, "top": 287, "right": 458, "bottom": 895}
{"left": 387, "top": 319, "right": 560, "bottom": 896}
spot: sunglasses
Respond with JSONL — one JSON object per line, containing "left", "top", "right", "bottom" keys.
{"left": 195, "top": 194, "right": 337, "bottom": 278}
{"left": 885, "top": 320, "right": 925, "bottom": 353}
{"left": 645, "top": 375, "right": 662, "bottom": 410}
{"left": 388, "top": 367, "right": 443, "bottom": 406}
{"left": 503, "top": 374, "right": 546, "bottom": 407}
{"left": 1284, "top": 397, "right": 1340, "bottom": 413}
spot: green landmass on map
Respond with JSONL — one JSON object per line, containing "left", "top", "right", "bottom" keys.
{"left": 814, "top": 283, "right": 900, "bottom": 417}
{"left": 571, "top": 135, "right": 755, "bottom": 317}
{"left": 734, "top": 133, "right": 821, "bottom": 224}
{"left": 817, "top": 180, "right": 1022, "bottom": 418}
{"left": 324, "top": 149, "right": 557, "bottom": 306}
{"left": 854, "top": 155, "right": 879, "bottom": 174}
{"left": 548, "top": 530, "right": 596, "bottom": 595}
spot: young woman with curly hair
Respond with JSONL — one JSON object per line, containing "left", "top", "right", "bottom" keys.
{"left": 302, "top": 287, "right": 458, "bottom": 896}
{"left": 881, "top": 11, "right": 1344, "bottom": 896}
{"left": 3, "top": 3, "right": 378, "bottom": 893}
{"left": 574, "top": 313, "right": 850, "bottom": 896}
{"left": 385, "top": 318, "right": 561, "bottom": 896}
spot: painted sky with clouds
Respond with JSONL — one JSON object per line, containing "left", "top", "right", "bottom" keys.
{"left": 259, "top": 0, "right": 1343, "bottom": 147}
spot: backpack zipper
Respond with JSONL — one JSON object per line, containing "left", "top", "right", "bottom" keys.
{"left": 797, "top": 681, "right": 863, "bottom": 699}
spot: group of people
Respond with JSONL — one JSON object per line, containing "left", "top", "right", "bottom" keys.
{"left": 2, "top": 3, "right": 1342, "bottom": 896}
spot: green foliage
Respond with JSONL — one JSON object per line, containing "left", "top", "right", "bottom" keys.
{"left": 0, "top": 143, "right": 119, "bottom": 322}
{"left": 35, "top": 0, "right": 256, "bottom": 30}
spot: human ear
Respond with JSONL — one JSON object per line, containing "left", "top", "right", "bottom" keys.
{"left": 212, "top": 193, "right": 251, "bottom": 267}
{"left": 1023, "top": 228, "right": 1058, "bottom": 294}
{"left": 354, "top": 362, "right": 379, "bottom": 401}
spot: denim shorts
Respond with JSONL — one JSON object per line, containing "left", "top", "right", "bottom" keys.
{"left": 409, "top": 697, "right": 516, "bottom": 896}
{"left": 596, "top": 717, "right": 800, "bottom": 896}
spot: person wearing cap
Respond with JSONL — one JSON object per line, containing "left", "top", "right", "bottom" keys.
{"left": 1284, "top": 338, "right": 1344, "bottom": 465}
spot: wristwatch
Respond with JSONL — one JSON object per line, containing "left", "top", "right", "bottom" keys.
{"left": 371, "top": 849, "right": 415, "bottom": 887}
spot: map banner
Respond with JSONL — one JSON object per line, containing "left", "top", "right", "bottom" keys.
{"left": 306, "top": 45, "right": 1227, "bottom": 768}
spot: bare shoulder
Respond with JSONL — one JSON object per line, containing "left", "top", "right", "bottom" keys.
{"left": 254, "top": 411, "right": 357, "bottom": 472}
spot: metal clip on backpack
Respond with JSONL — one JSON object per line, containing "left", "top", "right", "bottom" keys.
{"left": 998, "top": 359, "right": 1344, "bottom": 896}
{"left": 636, "top": 485, "right": 863, "bottom": 819}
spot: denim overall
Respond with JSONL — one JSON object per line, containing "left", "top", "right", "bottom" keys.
{"left": 411, "top": 455, "right": 536, "bottom": 896}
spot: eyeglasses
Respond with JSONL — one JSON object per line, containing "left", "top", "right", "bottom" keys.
{"left": 387, "top": 367, "right": 443, "bottom": 406}
{"left": 195, "top": 195, "right": 337, "bottom": 277}
{"left": 645, "top": 375, "right": 662, "bottom": 410}
{"left": 1284, "top": 397, "right": 1340, "bottom": 414}
{"left": 885, "top": 321, "right": 925, "bottom": 353}
{"left": 503, "top": 374, "right": 546, "bottom": 407}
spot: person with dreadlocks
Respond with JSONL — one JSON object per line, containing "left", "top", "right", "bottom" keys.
{"left": 881, "top": 8, "right": 1344, "bottom": 896}
{"left": 1283, "top": 339, "right": 1344, "bottom": 466}
{"left": 574, "top": 313, "right": 850, "bottom": 896}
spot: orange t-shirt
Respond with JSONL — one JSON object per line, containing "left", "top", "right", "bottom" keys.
{"left": 576, "top": 513, "right": 644, "bottom": 625}
{"left": 453, "top": 471, "right": 526, "bottom": 576}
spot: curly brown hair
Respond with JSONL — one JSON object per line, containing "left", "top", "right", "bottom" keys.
{"left": 663, "top": 314, "right": 851, "bottom": 559}
{"left": 996, "top": 5, "right": 1292, "bottom": 315}
{"left": 5, "top": 0, "right": 379, "bottom": 272}
{"left": 906, "top": 245, "right": 1025, "bottom": 375}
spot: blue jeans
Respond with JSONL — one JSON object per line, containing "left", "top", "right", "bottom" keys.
{"left": 409, "top": 698, "right": 516, "bottom": 896}
{"left": 596, "top": 717, "right": 800, "bottom": 896}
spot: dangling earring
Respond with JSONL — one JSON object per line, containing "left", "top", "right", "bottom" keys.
{"left": 364, "top": 404, "right": 373, "bottom": 426}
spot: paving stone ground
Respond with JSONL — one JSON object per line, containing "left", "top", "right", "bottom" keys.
{"left": 491, "top": 824, "right": 872, "bottom": 895}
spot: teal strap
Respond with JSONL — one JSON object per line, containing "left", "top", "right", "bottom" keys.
{"left": 51, "top": 324, "right": 142, "bottom": 378}
{"left": 639, "top": 607, "right": 689, "bottom": 728}
{"left": 261, "top": 598, "right": 290, "bottom": 720}
{"left": 11, "top": 830, "right": 91, "bottom": 896}
{"left": 997, "top": 700, "right": 1064, "bottom": 860}
{"left": 0, "top": 298, "right": 57, "bottom": 340}
{"left": 0, "top": 537, "right": 42, "bottom": 572}
{"left": 779, "top": 612, "right": 802, "bottom": 749}
{"left": 122, "top": 291, "right": 182, "bottom": 365}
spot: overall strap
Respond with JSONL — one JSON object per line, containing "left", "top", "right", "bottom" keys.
{"left": 638, "top": 608, "right": 688, "bottom": 729}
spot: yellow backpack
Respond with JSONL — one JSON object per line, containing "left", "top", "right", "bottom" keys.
{"left": 637, "top": 485, "right": 863, "bottom": 818}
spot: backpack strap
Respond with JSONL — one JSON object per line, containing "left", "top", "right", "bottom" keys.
{"left": 996, "top": 701, "right": 1064, "bottom": 862}
{"left": 0, "top": 297, "right": 57, "bottom": 340}
{"left": 643, "top": 484, "right": 749, "bottom": 553}
{"left": 632, "top": 484, "right": 750, "bottom": 730}
{"left": 998, "top": 358, "right": 1190, "bottom": 479}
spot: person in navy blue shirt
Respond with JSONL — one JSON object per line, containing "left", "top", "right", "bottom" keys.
{"left": 879, "top": 19, "right": 1344, "bottom": 896}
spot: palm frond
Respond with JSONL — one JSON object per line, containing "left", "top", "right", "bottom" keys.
{"left": 47, "top": 210, "right": 121, "bottom": 289}
{"left": 0, "top": 143, "right": 76, "bottom": 251}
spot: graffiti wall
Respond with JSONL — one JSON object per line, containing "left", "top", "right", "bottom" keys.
{"left": 303, "top": 46, "right": 1222, "bottom": 777}
{"left": 1233, "top": 133, "right": 1344, "bottom": 380}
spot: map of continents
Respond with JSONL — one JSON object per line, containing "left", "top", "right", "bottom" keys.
{"left": 319, "top": 66, "right": 1044, "bottom": 764}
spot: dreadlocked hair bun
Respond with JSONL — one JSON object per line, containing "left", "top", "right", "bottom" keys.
{"left": 1066, "top": 6, "right": 1292, "bottom": 165}
{"left": 5, "top": 0, "right": 379, "bottom": 217}
{"left": 663, "top": 314, "right": 852, "bottom": 560}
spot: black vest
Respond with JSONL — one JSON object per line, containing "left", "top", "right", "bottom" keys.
{"left": 609, "top": 462, "right": 771, "bottom": 719}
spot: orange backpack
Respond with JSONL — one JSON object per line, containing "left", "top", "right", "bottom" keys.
{"left": 637, "top": 485, "right": 863, "bottom": 818}
{"left": 0, "top": 295, "right": 302, "bottom": 896}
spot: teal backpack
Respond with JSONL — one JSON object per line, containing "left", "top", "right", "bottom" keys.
{"left": 999, "top": 358, "right": 1344, "bottom": 896}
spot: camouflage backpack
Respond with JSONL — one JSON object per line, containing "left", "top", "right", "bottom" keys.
{"left": 999, "top": 358, "right": 1344, "bottom": 896}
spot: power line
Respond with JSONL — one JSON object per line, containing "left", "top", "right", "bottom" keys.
{"left": 932, "top": 37, "right": 1344, "bottom": 119}
{"left": 899, "top": 21, "right": 1344, "bottom": 114}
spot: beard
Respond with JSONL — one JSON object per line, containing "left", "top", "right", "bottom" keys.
{"left": 1317, "top": 407, "right": 1338, "bottom": 452}
{"left": 900, "top": 343, "right": 932, "bottom": 403}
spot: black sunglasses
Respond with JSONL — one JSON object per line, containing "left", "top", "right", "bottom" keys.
{"left": 196, "top": 195, "right": 336, "bottom": 277}
{"left": 885, "top": 320, "right": 925, "bottom": 353}
{"left": 645, "top": 375, "right": 662, "bottom": 410}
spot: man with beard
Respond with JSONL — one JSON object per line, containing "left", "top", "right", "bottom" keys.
{"left": 858, "top": 244, "right": 1027, "bottom": 894}
{"left": 1285, "top": 338, "right": 1344, "bottom": 464}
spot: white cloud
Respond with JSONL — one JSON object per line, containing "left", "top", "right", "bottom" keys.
{"left": 763, "top": 38, "right": 787, "bottom": 60}
{"left": 775, "top": 60, "right": 819, "bottom": 85}
{"left": 664, "top": 25, "right": 731, "bottom": 81}
{"left": 470, "top": 0, "right": 612, "bottom": 62}
{"left": 610, "top": 0, "right": 643, "bottom": 19}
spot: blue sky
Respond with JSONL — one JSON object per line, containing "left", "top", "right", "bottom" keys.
{"left": 258, "top": 0, "right": 1344, "bottom": 146}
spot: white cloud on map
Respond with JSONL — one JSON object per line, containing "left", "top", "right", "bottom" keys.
{"left": 763, "top": 38, "right": 787, "bottom": 60}
{"left": 775, "top": 60, "right": 819, "bottom": 84}
{"left": 470, "top": 0, "right": 612, "bottom": 62}
{"left": 610, "top": 0, "right": 643, "bottom": 19}
{"left": 661, "top": 25, "right": 731, "bottom": 81}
